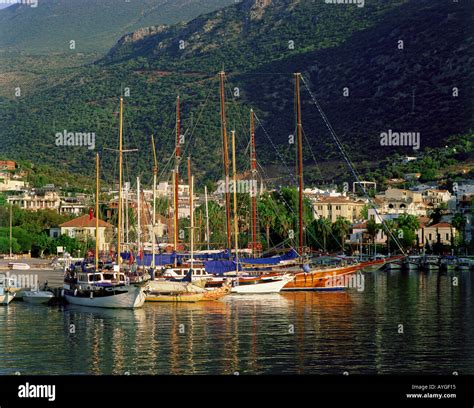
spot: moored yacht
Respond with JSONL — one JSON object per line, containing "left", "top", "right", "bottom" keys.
{"left": 63, "top": 270, "right": 146, "bottom": 309}
{"left": 403, "top": 255, "right": 421, "bottom": 270}
{"left": 440, "top": 256, "right": 457, "bottom": 271}
{"left": 421, "top": 255, "right": 440, "bottom": 271}
{"left": 457, "top": 258, "right": 473, "bottom": 271}
{"left": 231, "top": 273, "right": 294, "bottom": 294}
{"left": 385, "top": 258, "right": 404, "bottom": 271}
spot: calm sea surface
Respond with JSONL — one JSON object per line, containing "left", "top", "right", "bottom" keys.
{"left": 0, "top": 267, "right": 473, "bottom": 375}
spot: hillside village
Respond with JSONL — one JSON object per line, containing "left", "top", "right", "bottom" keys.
{"left": 0, "top": 158, "right": 472, "bottom": 258}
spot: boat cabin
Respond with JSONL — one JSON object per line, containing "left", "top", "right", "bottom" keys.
{"left": 163, "top": 267, "right": 212, "bottom": 280}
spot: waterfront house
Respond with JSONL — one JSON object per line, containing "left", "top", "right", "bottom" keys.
{"left": 422, "top": 189, "right": 451, "bottom": 206}
{"left": 417, "top": 222, "right": 457, "bottom": 247}
{"left": 59, "top": 214, "right": 114, "bottom": 251}
{"left": 312, "top": 196, "right": 366, "bottom": 223}
{"left": 374, "top": 188, "right": 427, "bottom": 216}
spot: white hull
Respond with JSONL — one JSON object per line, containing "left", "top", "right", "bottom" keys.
{"left": 8, "top": 263, "right": 30, "bottom": 270}
{"left": 65, "top": 286, "right": 146, "bottom": 309}
{"left": 231, "top": 276, "right": 293, "bottom": 294}
{"left": 0, "top": 291, "right": 16, "bottom": 305}
{"left": 23, "top": 291, "right": 54, "bottom": 304}
{"left": 404, "top": 263, "right": 419, "bottom": 270}
{"left": 386, "top": 263, "right": 402, "bottom": 270}
{"left": 423, "top": 264, "right": 440, "bottom": 271}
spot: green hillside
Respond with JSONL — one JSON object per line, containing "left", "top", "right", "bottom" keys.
{"left": 0, "top": 0, "right": 471, "bottom": 188}
{"left": 0, "top": 0, "right": 235, "bottom": 54}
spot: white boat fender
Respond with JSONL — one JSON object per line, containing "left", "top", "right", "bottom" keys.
{"left": 90, "top": 292, "right": 93, "bottom": 299}
{"left": 74, "top": 289, "right": 78, "bottom": 296}
{"left": 61, "top": 289, "right": 64, "bottom": 297}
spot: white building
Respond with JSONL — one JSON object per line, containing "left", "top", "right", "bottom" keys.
{"left": 59, "top": 215, "right": 114, "bottom": 251}
{"left": 7, "top": 191, "right": 61, "bottom": 211}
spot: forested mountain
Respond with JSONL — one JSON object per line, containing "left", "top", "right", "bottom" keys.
{"left": 0, "top": 0, "right": 472, "bottom": 187}
{"left": 0, "top": 0, "right": 235, "bottom": 53}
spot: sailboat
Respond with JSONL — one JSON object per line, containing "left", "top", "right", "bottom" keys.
{"left": 63, "top": 98, "right": 146, "bottom": 309}
{"left": 146, "top": 161, "right": 230, "bottom": 302}
{"left": 227, "top": 124, "right": 294, "bottom": 294}
{"left": 278, "top": 74, "right": 358, "bottom": 291}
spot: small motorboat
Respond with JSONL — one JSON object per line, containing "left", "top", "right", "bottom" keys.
{"left": 457, "top": 258, "right": 473, "bottom": 271}
{"left": 403, "top": 255, "right": 421, "bottom": 270}
{"left": 23, "top": 290, "right": 54, "bottom": 304}
{"left": 385, "top": 259, "right": 403, "bottom": 271}
{"left": 0, "top": 287, "right": 16, "bottom": 305}
{"left": 440, "top": 256, "right": 458, "bottom": 271}
{"left": 421, "top": 256, "right": 440, "bottom": 271}
{"left": 8, "top": 263, "right": 30, "bottom": 271}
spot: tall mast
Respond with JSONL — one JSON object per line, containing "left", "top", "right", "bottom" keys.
{"left": 187, "top": 158, "right": 194, "bottom": 272}
{"left": 95, "top": 153, "right": 100, "bottom": 271}
{"left": 172, "top": 170, "right": 178, "bottom": 266}
{"left": 174, "top": 95, "right": 181, "bottom": 257}
{"left": 231, "top": 130, "right": 239, "bottom": 270}
{"left": 125, "top": 183, "right": 129, "bottom": 247}
{"left": 190, "top": 174, "right": 194, "bottom": 273}
{"left": 137, "top": 176, "right": 141, "bottom": 264}
{"left": 117, "top": 96, "right": 124, "bottom": 274}
{"left": 295, "top": 73, "right": 304, "bottom": 255}
{"left": 9, "top": 203, "right": 12, "bottom": 258}
{"left": 219, "top": 71, "right": 232, "bottom": 250}
{"left": 249, "top": 109, "right": 258, "bottom": 256}
{"left": 187, "top": 157, "right": 191, "bottom": 200}
{"left": 204, "top": 186, "right": 210, "bottom": 251}
{"left": 151, "top": 134, "right": 158, "bottom": 270}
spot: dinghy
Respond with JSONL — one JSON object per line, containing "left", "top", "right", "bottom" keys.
{"left": 23, "top": 290, "right": 54, "bottom": 304}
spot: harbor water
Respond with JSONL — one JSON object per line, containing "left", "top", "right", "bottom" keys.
{"left": 0, "top": 266, "right": 473, "bottom": 375}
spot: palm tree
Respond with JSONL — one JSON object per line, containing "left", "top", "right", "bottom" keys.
{"left": 383, "top": 219, "right": 397, "bottom": 255}
{"left": 452, "top": 213, "right": 466, "bottom": 247}
{"left": 397, "top": 214, "right": 420, "bottom": 232}
{"left": 257, "top": 194, "right": 277, "bottom": 248}
{"left": 366, "top": 219, "right": 380, "bottom": 256}
{"left": 315, "top": 217, "right": 332, "bottom": 252}
{"left": 333, "top": 216, "right": 351, "bottom": 253}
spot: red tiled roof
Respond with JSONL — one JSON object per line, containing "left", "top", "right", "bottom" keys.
{"left": 315, "top": 197, "right": 364, "bottom": 204}
{"left": 60, "top": 214, "right": 114, "bottom": 228}
{"left": 352, "top": 222, "right": 367, "bottom": 229}
{"left": 428, "top": 222, "right": 453, "bottom": 229}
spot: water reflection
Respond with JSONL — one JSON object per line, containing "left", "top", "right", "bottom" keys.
{"left": 0, "top": 271, "right": 472, "bottom": 375}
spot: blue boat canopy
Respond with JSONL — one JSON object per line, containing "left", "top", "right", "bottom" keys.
{"left": 239, "top": 248, "right": 299, "bottom": 265}
{"left": 204, "top": 260, "right": 241, "bottom": 275}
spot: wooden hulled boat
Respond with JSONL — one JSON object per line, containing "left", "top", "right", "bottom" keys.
{"left": 148, "top": 279, "right": 206, "bottom": 294}
{"left": 282, "top": 264, "right": 359, "bottom": 291}
{"left": 145, "top": 291, "right": 206, "bottom": 303}
{"left": 145, "top": 282, "right": 230, "bottom": 302}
